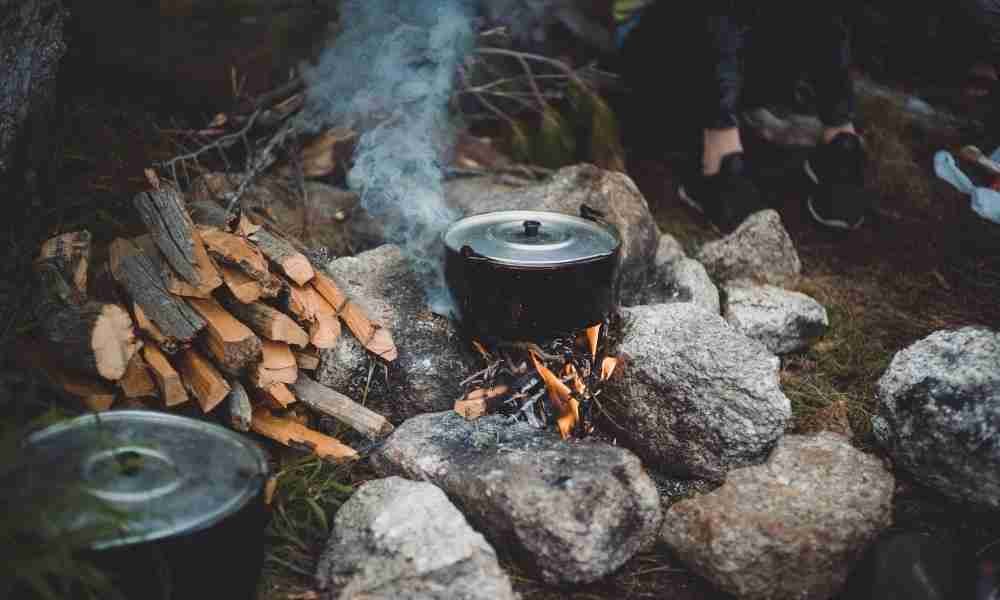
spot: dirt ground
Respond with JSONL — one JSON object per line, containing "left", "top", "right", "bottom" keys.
{"left": 3, "top": 5, "right": 1000, "bottom": 600}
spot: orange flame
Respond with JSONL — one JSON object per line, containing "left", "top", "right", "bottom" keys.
{"left": 585, "top": 324, "right": 601, "bottom": 361}
{"left": 471, "top": 339, "right": 490, "bottom": 360}
{"left": 529, "top": 350, "right": 579, "bottom": 439}
{"left": 563, "top": 363, "right": 587, "bottom": 396}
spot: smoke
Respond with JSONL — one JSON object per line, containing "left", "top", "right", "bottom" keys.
{"left": 297, "top": 0, "right": 478, "bottom": 317}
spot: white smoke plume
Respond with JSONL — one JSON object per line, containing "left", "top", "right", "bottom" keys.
{"left": 297, "top": 0, "right": 478, "bottom": 317}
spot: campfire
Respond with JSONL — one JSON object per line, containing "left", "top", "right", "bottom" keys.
{"left": 454, "top": 321, "right": 620, "bottom": 439}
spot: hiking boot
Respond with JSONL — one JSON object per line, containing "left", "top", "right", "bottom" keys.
{"left": 678, "top": 153, "right": 767, "bottom": 233}
{"left": 803, "top": 132, "right": 871, "bottom": 230}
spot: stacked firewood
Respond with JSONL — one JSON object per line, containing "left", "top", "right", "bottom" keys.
{"left": 25, "top": 172, "right": 397, "bottom": 463}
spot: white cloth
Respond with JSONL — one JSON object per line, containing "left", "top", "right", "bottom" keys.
{"left": 933, "top": 150, "right": 1000, "bottom": 224}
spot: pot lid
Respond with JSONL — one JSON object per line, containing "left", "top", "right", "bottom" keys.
{"left": 17, "top": 411, "right": 269, "bottom": 549}
{"left": 443, "top": 210, "right": 620, "bottom": 266}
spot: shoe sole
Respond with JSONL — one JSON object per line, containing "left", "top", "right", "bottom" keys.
{"left": 803, "top": 159, "right": 864, "bottom": 230}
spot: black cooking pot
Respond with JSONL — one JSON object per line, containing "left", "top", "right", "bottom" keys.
{"left": 443, "top": 207, "right": 622, "bottom": 342}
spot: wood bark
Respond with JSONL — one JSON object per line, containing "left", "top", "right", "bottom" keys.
{"left": 188, "top": 200, "right": 236, "bottom": 231}
{"left": 251, "top": 409, "right": 358, "bottom": 462}
{"left": 188, "top": 297, "right": 262, "bottom": 372}
{"left": 143, "top": 345, "right": 189, "bottom": 406}
{"left": 39, "top": 301, "right": 141, "bottom": 381}
{"left": 226, "top": 380, "right": 252, "bottom": 432}
{"left": 119, "top": 352, "right": 157, "bottom": 399}
{"left": 291, "top": 374, "right": 394, "bottom": 440}
{"left": 37, "top": 230, "right": 90, "bottom": 295}
{"left": 200, "top": 228, "right": 281, "bottom": 297}
{"left": 132, "top": 185, "right": 203, "bottom": 285}
{"left": 132, "top": 303, "right": 180, "bottom": 354}
{"left": 294, "top": 348, "right": 320, "bottom": 371}
{"left": 132, "top": 234, "right": 217, "bottom": 299}
{"left": 220, "top": 298, "right": 309, "bottom": 348}
{"left": 109, "top": 238, "right": 205, "bottom": 344}
{"left": 174, "top": 348, "right": 230, "bottom": 413}
{"left": 249, "top": 228, "right": 314, "bottom": 286}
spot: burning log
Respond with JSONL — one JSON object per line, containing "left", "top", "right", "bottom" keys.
{"left": 226, "top": 380, "right": 252, "bottom": 432}
{"left": 291, "top": 374, "right": 394, "bottom": 440}
{"left": 312, "top": 272, "right": 397, "bottom": 361}
{"left": 251, "top": 408, "right": 358, "bottom": 463}
{"left": 118, "top": 352, "right": 157, "bottom": 399}
{"left": 188, "top": 297, "right": 262, "bottom": 373}
{"left": 109, "top": 238, "right": 206, "bottom": 345}
{"left": 174, "top": 348, "right": 231, "bottom": 413}
{"left": 37, "top": 230, "right": 90, "bottom": 295}
{"left": 143, "top": 345, "right": 189, "bottom": 407}
{"left": 249, "top": 228, "right": 314, "bottom": 286}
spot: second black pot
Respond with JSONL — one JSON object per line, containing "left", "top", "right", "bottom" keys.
{"left": 443, "top": 209, "right": 622, "bottom": 343}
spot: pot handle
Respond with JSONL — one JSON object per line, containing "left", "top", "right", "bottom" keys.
{"left": 460, "top": 244, "right": 492, "bottom": 262}
{"left": 579, "top": 204, "right": 606, "bottom": 223}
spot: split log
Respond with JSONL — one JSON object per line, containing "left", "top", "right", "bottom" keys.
{"left": 221, "top": 298, "right": 309, "bottom": 348}
{"left": 250, "top": 340, "right": 298, "bottom": 387}
{"left": 282, "top": 283, "right": 316, "bottom": 323}
{"left": 132, "top": 234, "right": 218, "bottom": 299}
{"left": 235, "top": 213, "right": 260, "bottom": 237}
{"left": 312, "top": 272, "right": 396, "bottom": 361}
{"left": 249, "top": 229, "right": 314, "bottom": 286}
{"left": 251, "top": 408, "right": 358, "bottom": 463}
{"left": 109, "top": 238, "right": 206, "bottom": 344}
{"left": 188, "top": 200, "right": 236, "bottom": 231}
{"left": 454, "top": 384, "right": 511, "bottom": 420}
{"left": 200, "top": 228, "right": 281, "bottom": 297}
{"left": 132, "top": 185, "right": 204, "bottom": 285}
{"left": 188, "top": 297, "right": 262, "bottom": 372}
{"left": 294, "top": 348, "right": 320, "bottom": 371}
{"left": 37, "top": 230, "right": 90, "bottom": 295}
{"left": 119, "top": 353, "right": 157, "bottom": 399}
{"left": 132, "top": 303, "right": 180, "bottom": 354}
{"left": 291, "top": 374, "right": 394, "bottom": 440}
{"left": 220, "top": 265, "right": 263, "bottom": 303}
{"left": 226, "top": 380, "right": 252, "bottom": 432}
{"left": 174, "top": 348, "right": 230, "bottom": 413}
{"left": 143, "top": 345, "right": 189, "bottom": 406}
{"left": 307, "top": 287, "right": 341, "bottom": 349}
{"left": 22, "top": 343, "right": 117, "bottom": 412}
{"left": 251, "top": 381, "right": 296, "bottom": 409}
{"left": 39, "top": 301, "right": 141, "bottom": 381}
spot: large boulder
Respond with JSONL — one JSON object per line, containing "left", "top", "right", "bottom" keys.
{"left": 696, "top": 209, "right": 801, "bottom": 288}
{"left": 654, "top": 232, "right": 686, "bottom": 267}
{"left": 722, "top": 283, "right": 829, "bottom": 354}
{"left": 444, "top": 164, "right": 660, "bottom": 298}
{"left": 628, "top": 257, "right": 720, "bottom": 315}
{"left": 872, "top": 326, "right": 1000, "bottom": 510}
{"left": 371, "top": 410, "right": 663, "bottom": 584}
{"left": 662, "top": 432, "right": 895, "bottom": 600}
{"left": 607, "top": 303, "right": 791, "bottom": 481}
{"left": 316, "top": 245, "right": 475, "bottom": 424}
{"left": 315, "top": 477, "right": 516, "bottom": 600}
{"left": 1, "top": 0, "right": 67, "bottom": 180}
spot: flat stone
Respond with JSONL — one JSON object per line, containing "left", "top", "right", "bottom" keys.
{"left": 628, "top": 258, "right": 720, "bottom": 315}
{"left": 722, "top": 284, "right": 829, "bottom": 354}
{"left": 316, "top": 476, "right": 516, "bottom": 600}
{"left": 696, "top": 209, "right": 801, "bottom": 288}
{"left": 607, "top": 303, "right": 791, "bottom": 481}
{"left": 872, "top": 326, "right": 1000, "bottom": 510}
{"left": 662, "top": 432, "right": 895, "bottom": 600}
{"left": 370, "top": 411, "right": 663, "bottom": 584}
{"left": 316, "top": 245, "right": 475, "bottom": 423}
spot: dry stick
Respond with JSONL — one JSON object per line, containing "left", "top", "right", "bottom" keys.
{"left": 188, "top": 297, "right": 262, "bottom": 373}
{"left": 200, "top": 228, "right": 281, "bottom": 297}
{"left": 291, "top": 374, "right": 394, "bottom": 440}
{"left": 119, "top": 352, "right": 157, "bottom": 399}
{"left": 132, "top": 185, "right": 202, "bottom": 285}
{"left": 143, "top": 344, "right": 189, "bottom": 406}
{"left": 174, "top": 348, "right": 231, "bottom": 413}
{"left": 226, "top": 380, "right": 252, "bottom": 432}
{"left": 37, "top": 230, "right": 91, "bottom": 295}
{"left": 251, "top": 408, "right": 358, "bottom": 463}
{"left": 249, "top": 228, "right": 314, "bottom": 286}
{"left": 311, "top": 272, "right": 397, "bottom": 361}
{"left": 109, "top": 238, "right": 206, "bottom": 345}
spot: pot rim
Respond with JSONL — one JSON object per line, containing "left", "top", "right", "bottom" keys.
{"left": 443, "top": 209, "right": 621, "bottom": 268}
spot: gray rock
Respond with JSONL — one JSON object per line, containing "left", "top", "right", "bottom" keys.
{"left": 662, "top": 432, "right": 895, "bottom": 600}
{"left": 444, "top": 164, "right": 660, "bottom": 298}
{"left": 371, "top": 411, "right": 663, "bottom": 584}
{"left": 628, "top": 258, "right": 720, "bottom": 315}
{"left": 654, "top": 233, "right": 686, "bottom": 267}
{"left": 872, "top": 326, "right": 1000, "bottom": 510}
{"left": 696, "top": 209, "right": 801, "bottom": 288}
{"left": 316, "top": 477, "right": 516, "bottom": 600}
{"left": 609, "top": 303, "right": 790, "bottom": 481}
{"left": 316, "top": 245, "right": 475, "bottom": 423}
{"left": 722, "top": 284, "right": 829, "bottom": 354}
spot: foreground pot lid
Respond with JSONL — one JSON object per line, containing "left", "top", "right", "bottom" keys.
{"left": 19, "top": 411, "right": 269, "bottom": 550}
{"left": 443, "top": 210, "right": 620, "bottom": 266}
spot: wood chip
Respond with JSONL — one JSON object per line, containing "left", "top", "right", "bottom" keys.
{"left": 251, "top": 408, "right": 358, "bottom": 463}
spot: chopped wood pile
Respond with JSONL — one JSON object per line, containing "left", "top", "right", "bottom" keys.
{"left": 24, "top": 172, "right": 398, "bottom": 463}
